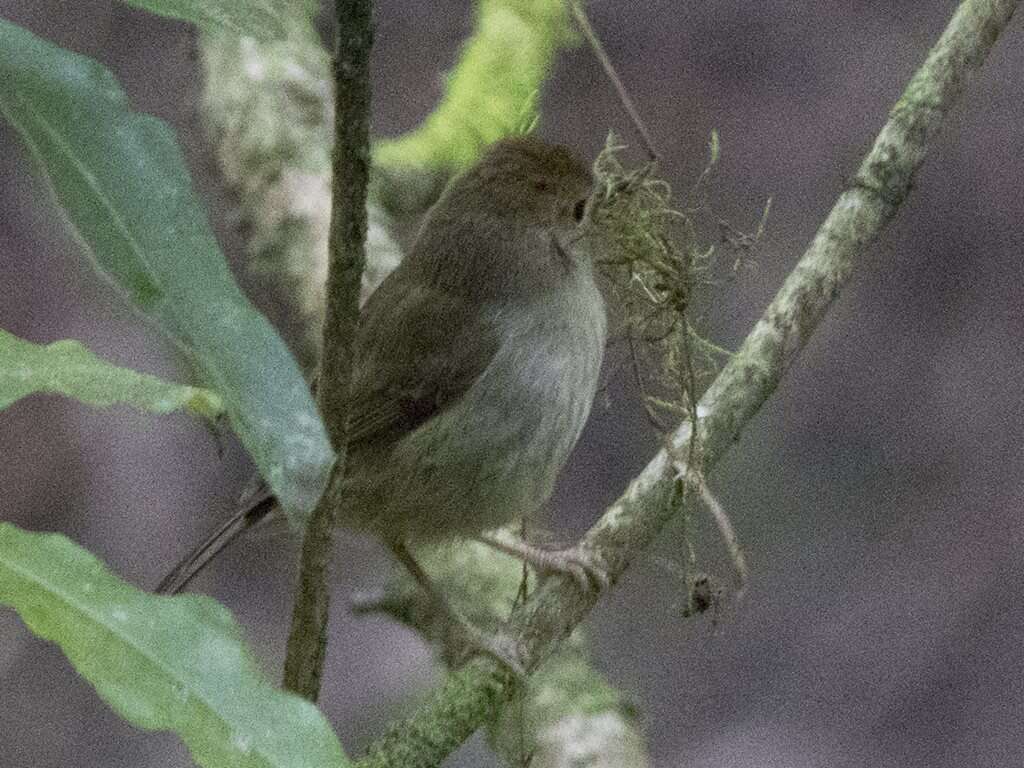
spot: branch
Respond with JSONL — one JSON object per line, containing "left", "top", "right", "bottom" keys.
{"left": 373, "top": 0, "right": 575, "bottom": 175}
{"left": 350, "top": 542, "right": 651, "bottom": 766}
{"left": 355, "top": 0, "right": 1020, "bottom": 763}
{"left": 282, "top": 0, "right": 373, "bottom": 701}
{"left": 199, "top": 14, "right": 400, "bottom": 368}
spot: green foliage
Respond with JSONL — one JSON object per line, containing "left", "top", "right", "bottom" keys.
{"left": 117, "top": 0, "right": 314, "bottom": 41}
{"left": 0, "top": 523, "right": 350, "bottom": 768}
{"left": 0, "top": 18, "right": 334, "bottom": 526}
{"left": 374, "top": 0, "right": 576, "bottom": 173}
{"left": 0, "top": 329, "right": 224, "bottom": 421}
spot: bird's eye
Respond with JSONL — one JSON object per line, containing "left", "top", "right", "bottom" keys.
{"left": 572, "top": 198, "right": 587, "bottom": 223}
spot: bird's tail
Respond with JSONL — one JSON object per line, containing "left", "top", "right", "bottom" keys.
{"left": 154, "top": 493, "right": 278, "bottom": 595}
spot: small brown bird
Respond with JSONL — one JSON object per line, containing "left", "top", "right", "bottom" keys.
{"left": 159, "top": 136, "right": 607, "bottom": 670}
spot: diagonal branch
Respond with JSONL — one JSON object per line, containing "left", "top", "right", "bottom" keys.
{"left": 283, "top": 0, "right": 374, "bottom": 701}
{"left": 355, "top": 0, "right": 1020, "bottom": 763}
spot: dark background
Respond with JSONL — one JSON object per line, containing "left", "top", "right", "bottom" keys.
{"left": 2, "top": 2, "right": 1023, "bottom": 766}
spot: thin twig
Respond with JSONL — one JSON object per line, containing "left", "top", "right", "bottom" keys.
{"left": 282, "top": 0, "right": 373, "bottom": 701}
{"left": 674, "top": 462, "right": 749, "bottom": 597}
{"left": 355, "top": 1, "right": 1019, "bottom": 763}
{"left": 698, "top": 479, "right": 747, "bottom": 596}
{"left": 569, "top": 0, "right": 659, "bottom": 162}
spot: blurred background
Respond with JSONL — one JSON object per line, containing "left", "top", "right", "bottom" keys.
{"left": 2, "top": 2, "right": 1023, "bottom": 766}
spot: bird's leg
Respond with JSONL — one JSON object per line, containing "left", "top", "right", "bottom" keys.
{"left": 476, "top": 528, "right": 611, "bottom": 591}
{"left": 388, "top": 541, "right": 527, "bottom": 679}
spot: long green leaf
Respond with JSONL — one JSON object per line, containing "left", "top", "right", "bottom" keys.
{"left": 0, "top": 329, "right": 223, "bottom": 421}
{"left": 0, "top": 523, "right": 349, "bottom": 768}
{"left": 117, "top": 0, "right": 309, "bottom": 41}
{"left": 0, "top": 19, "right": 334, "bottom": 526}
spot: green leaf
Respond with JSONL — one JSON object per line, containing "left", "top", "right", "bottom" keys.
{"left": 374, "top": 0, "right": 576, "bottom": 172}
{"left": 0, "top": 329, "right": 224, "bottom": 421}
{"left": 0, "top": 19, "right": 334, "bottom": 526}
{"left": 0, "top": 523, "right": 350, "bottom": 768}
{"left": 116, "top": 0, "right": 306, "bottom": 41}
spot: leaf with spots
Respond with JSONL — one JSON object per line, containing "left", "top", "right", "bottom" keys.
{"left": 0, "top": 523, "right": 350, "bottom": 768}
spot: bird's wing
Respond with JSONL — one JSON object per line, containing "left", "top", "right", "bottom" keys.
{"left": 345, "top": 278, "right": 499, "bottom": 449}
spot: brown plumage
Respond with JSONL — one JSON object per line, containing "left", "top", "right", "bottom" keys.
{"left": 158, "top": 138, "right": 606, "bottom": 658}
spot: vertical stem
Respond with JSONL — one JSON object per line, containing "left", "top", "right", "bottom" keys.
{"left": 282, "top": 0, "right": 374, "bottom": 701}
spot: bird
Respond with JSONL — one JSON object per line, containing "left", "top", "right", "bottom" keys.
{"left": 158, "top": 136, "right": 607, "bottom": 672}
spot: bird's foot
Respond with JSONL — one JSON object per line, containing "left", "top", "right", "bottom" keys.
{"left": 477, "top": 531, "right": 611, "bottom": 592}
